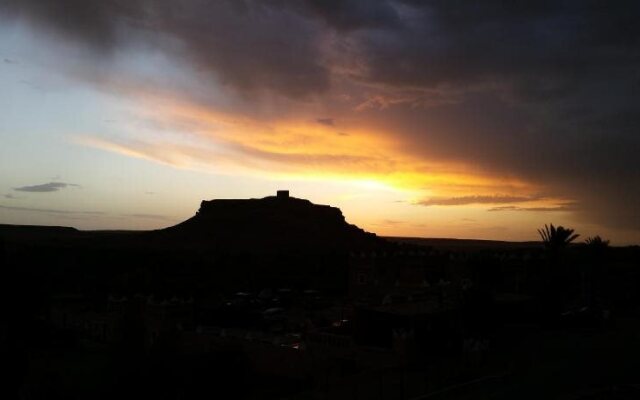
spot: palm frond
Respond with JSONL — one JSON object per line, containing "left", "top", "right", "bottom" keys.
{"left": 537, "top": 223, "right": 579, "bottom": 249}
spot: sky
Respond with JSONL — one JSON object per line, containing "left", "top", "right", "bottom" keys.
{"left": 1, "top": 0, "right": 639, "bottom": 244}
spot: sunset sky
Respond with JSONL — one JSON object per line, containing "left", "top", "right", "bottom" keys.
{"left": 1, "top": 1, "right": 639, "bottom": 244}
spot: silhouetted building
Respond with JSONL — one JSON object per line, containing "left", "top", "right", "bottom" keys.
{"left": 348, "top": 250, "right": 448, "bottom": 303}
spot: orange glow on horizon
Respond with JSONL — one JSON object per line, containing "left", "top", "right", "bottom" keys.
{"left": 73, "top": 92, "right": 573, "bottom": 214}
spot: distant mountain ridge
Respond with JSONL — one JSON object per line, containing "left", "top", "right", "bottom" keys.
{"left": 387, "top": 237, "right": 542, "bottom": 251}
{"left": 0, "top": 194, "right": 553, "bottom": 252}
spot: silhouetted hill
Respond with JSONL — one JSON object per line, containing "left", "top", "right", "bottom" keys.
{"left": 0, "top": 194, "right": 384, "bottom": 255}
{"left": 0, "top": 194, "right": 389, "bottom": 292}
{"left": 151, "top": 195, "right": 383, "bottom": 253}
{"left": 0, "top": 224, "right": 79, "bottom": 239}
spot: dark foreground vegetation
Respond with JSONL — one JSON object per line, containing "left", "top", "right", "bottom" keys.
{"left": 1, "top": 194, "right": 640, "bottom": 399}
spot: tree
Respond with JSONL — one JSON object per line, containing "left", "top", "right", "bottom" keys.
{"left": 537, "top": 224, "right": 580, "bottom": 316}
{"left": 585, "top": 236, "right": 610, "bottom": 248}
{"left": 583, "top": 235, "right": 610, "bottom": 306}
{"left": 538, "top": 223, "right": 580, "bottom": 250}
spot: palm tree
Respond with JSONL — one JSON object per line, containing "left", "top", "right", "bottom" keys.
{"left": 585, "top": 236, "right": 610, "bottom": 248}
{"left": 583, "top": 235, "right": 610, "bottom": 306}
{"left": 538, "top": 223, "right": 580, "bottom": 250}
{"left": 537, "top": 224, "right": 580, "bottom": 315}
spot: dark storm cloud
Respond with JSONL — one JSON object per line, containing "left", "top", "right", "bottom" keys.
{"left": 4, "top": 1, "right": 639, "bottom": 94}
{"left": 297, "top": 0, "right": 401, "bottom": 31}
{"left": 357, "top": 1, "right": 640, "bottom": 232}
{"left": 1, "top": 0, "right": 330, "bottom": 97}
{"left": 14, "top": 182, "right": 80, "bottom": 192}
{"left": 0, "top": 0, "right": 141, "bottom": 49}
{"left": 2, "top": 0, "right": 640, "bottom": 232}
{"left": 361, "top": 0, "right": 640, "bottom": 89}
{"left": 158, "top": 2, "right": 330, "bottom": 97}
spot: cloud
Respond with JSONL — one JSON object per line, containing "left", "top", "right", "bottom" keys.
{"left": 4, "top": 1, "right": 640, "bottom": 99}
{"left": 488, "top": 204, "right": 577, "bottom": 212}
{"left": 3, "top": 0, "right": 640, "bottom": 236}
{"left": 0, "top": 205, "right": 172, "bottom": 223}
{"left": 418, "top": 195, "right": 543, "bottom": 207}
{"left": 0, "top": 204, "right": 103, "bottom": 215}
{"left": 4, "top": 194, "right": 19, "bottom": 199}
{"left": 1, "top": 0, "right": 333, "bottom": 98}
{"left": 122, "top": 213, "right": 172, "bottom": 221}
{"left": 297, "top": 0, "right": 401, "bottom": 31}
{"left": 355, "top": 1, "right": 640, "bottom": 91}
{"left": 370, "top": 219, "right": 404, "bottom": 227}
{"left": 13, "top": 182, "right": 80, "bottom": 192}
{"left": 316, "top": 118, "right": 335, "bottom": 126}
